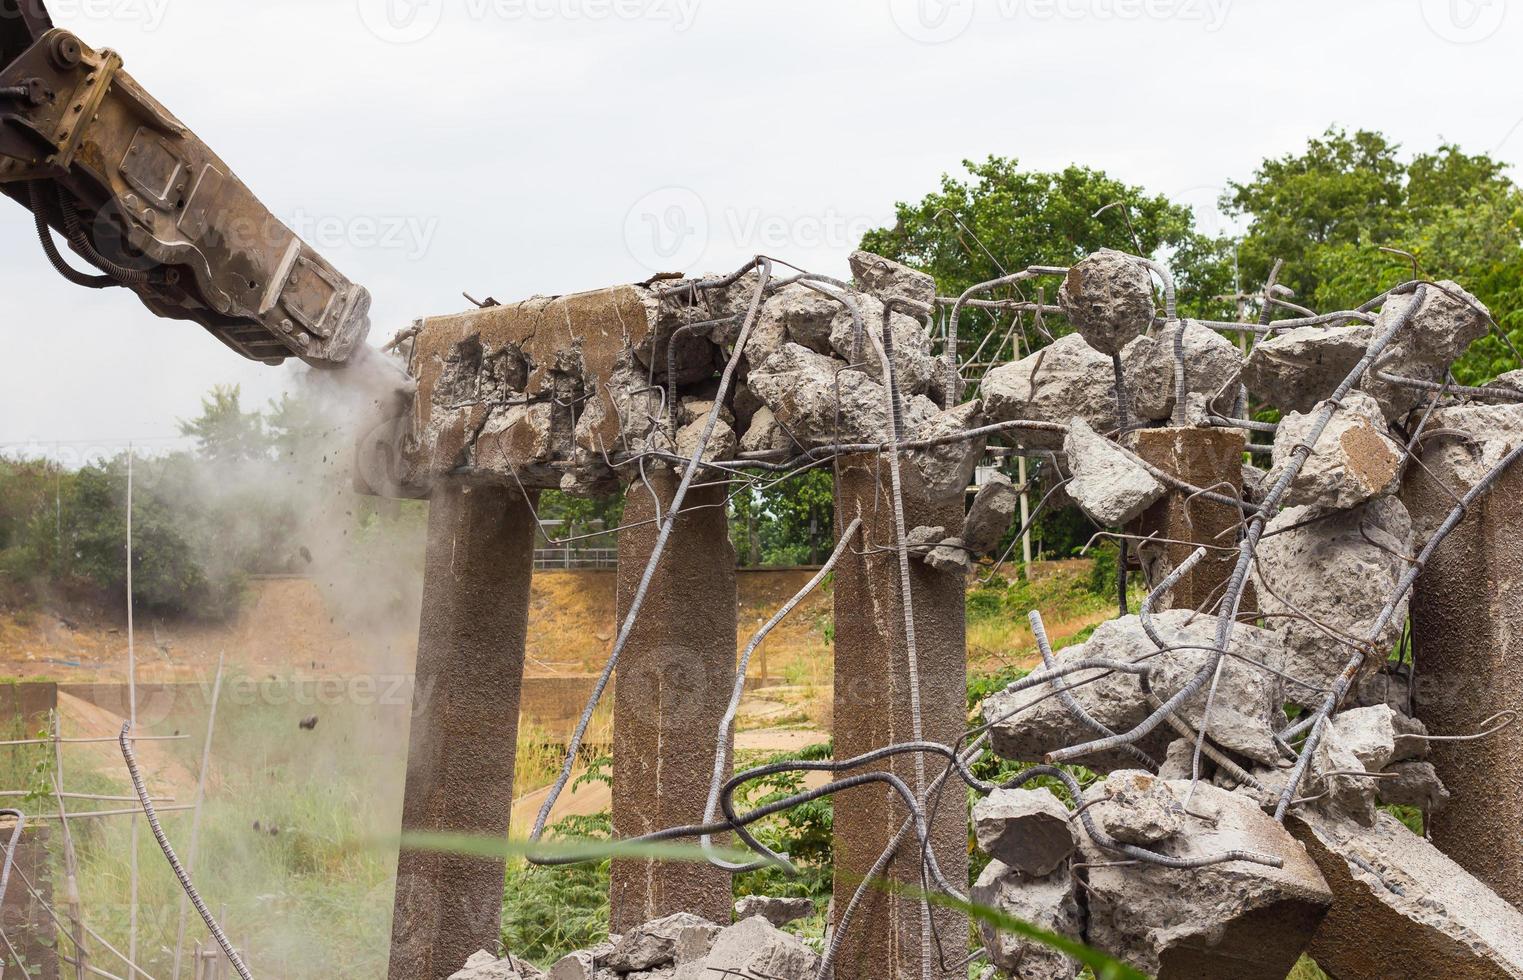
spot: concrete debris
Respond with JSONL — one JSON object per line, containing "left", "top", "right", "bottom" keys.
{"left": 731, "top": 895, "right": 815, "bottom": 929}
{"left": 963, "top": 472, "right": 1021, "bottom": 555}
{"left": 1157, "top": 738, "right": 1198, "bottom": 781}
{"left": 747, "top": 343, "right": 937, "bottom": 449}
{"left": 905, "top": 525, "right": 946, "bottom": 553}
{"left": 1268, "top": 391, "right": 1403, "bottom": 510}
{"left": 1252, "top": 497, "right": 1414, "bottom": 708}
{"left": 1351, "top": 669, "right": 1413, "bottom": 714}
{"left": 678, "top": 398, "right": 735, "bottom": 429}
{"left": 450, "top": 951, "right": 544, "bottom": 979}
{"left": 907, "top": 400, "right": 988, "bottom": 501}
{"left": 1123, "top": 320, "right": 1243, "bottom": 422}
{"left": 849, "top": 250, "right": 937, "bottom": 313}
{"left": 972, "top": 786, "right": 1077, "bottom": 876}
{"left": 1377, "top": 760, "right": 1451, "bottom": 812}
{"left": 1363, "top": 281, "right": 1491, "bottom": 421}
{"left": 1093, "top": 770, "right": 1184, "bottom": 847}
{"left": 971, "top": 860, "right": 1084, "bottom": 980}
{"left": 1241, "top": 462, "right": 1268, "bottom": 504}
{"left": 1291, "top": 810, "right": 1523, "bottom": 979}
{"left": 738, "top": 406, "right": 791, "bottom": 455}
{"left": 1243, "top": 324, "right": 1375, "bottom": 414}
{"left": 827, "top": 292, "right": 937, "bottom": 397}
{"left": 1309, "top": 715, "right": 1379, "bottom": 826}
{"left": 1082, "top": 780, "right": 1333, "bottom": 979}
{"left": 1058, "top": 249, "right": 1157, "bottom": 356}
{"left": 753, "top": 283, "right": 842, "bottom": 357}
{"left": 1484, "top": 368, "right": 1523, "bottom": 394}
{"left": 674, "top": 915, "right": 819, "bottom": 980}
{"left": 575, "top": 360, "right": 671, "bottom": 461}
{"left": 548, "top": 942, "right": 617, "bottom": 980}
{"left": 604, "top": 913, "right": 717, "bottom": 973}
{"left": 925, "top": 538, "right": 971, "bottom": 575}
{"left": 980, "top": 334, "right": 1117, "bottom": 450}
{"left": 1064, "top": 418, "right": 1167, "bottom": 525}
{"left": 983, "top": 610, "right": 1288, "bottom": 770}
{"left": 674, "top": 416, "right": 736, "bottom": 464}
{"left": 1329, "top": 705, "right": 1429, "bottom": 772}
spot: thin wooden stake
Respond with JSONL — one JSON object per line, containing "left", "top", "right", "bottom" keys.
{"left": 52, "top": 711, "right": 88, "bottom": 980}
{"left": 125, "top": 447, "right": 139, "bottom": 971}
{"left": 172, "top": 654, "right": 224, "bottom": 980}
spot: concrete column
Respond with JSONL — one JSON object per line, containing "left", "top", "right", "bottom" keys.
{"left": 831, "top": 455, "right": 968, "bottom": 980}
{"left": 389, "top": 483, "right": 539, "bottom": 980}
{"left": 1129, "top": 427, "right": 1248, "bottom": 612}
{"left": 1, "top": 824, "right": 57, "bottom": 980}
{"left": 1405, "top": 422, "right": 1523, "bottom": 907}
{"left": 611, "top": 467, "right": 737, "bottom": 933}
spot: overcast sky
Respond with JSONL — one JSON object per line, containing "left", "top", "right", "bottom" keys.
{"left": 3, "top": 0, "right": 1519, "bottom": 463}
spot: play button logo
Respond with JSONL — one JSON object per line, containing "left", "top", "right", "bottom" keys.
{"left": 357, "top": 0, "right": 446, "bottom": 44}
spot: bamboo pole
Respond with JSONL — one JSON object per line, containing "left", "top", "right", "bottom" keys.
{"left": 126, "top": 448, "right": 139, "bottom": 970}
{"left": 0, "top": 736, "right": 187, "bottom": 748}
{"left": 172, "top": 655, "right": 224, "bottom": 980}
{"left": 52, "top": 711, "right": 89, "bottom": 980}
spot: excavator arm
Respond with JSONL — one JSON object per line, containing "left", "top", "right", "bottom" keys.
{"left": 0, "top": 0, "right": 371, "bottom": 367}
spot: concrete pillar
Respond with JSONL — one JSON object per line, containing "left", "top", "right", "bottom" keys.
{"left": 1129, "top": 427, "right": 1248, "bottom": 612}
{"left": 389, "top": 483, "right": 539, "bottom": 980}
{"left": 1405, "top": 423, "right": 1523, "bottom": 907}
{"left": 831, "top": 454, "right": 968, "bottom": 980}
{"left": 611, "top": 467, "right": 737, "bottom": 933}
{"left": 1, "top": 824, "right": 58, "bottom": 980}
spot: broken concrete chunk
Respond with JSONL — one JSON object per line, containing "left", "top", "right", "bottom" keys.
{"left": 1485, "top": 368, "right": 1523, "bottom": 394}
{"left": 731, "top": 895, "right": 815, "bottom": 929}
{"left": 1268, "top": 391, "right": 1403, "bottom": 510}
{"left": 827, "top": 292, "right": 936, "bottom": 397}
{"left": 1292, "top": 810, "right": 1523, "bottom": 979}
{"left": 1363, "top": 281, "right": 1491, "bottom": 420}
{"left": 674, "top": 417, "right": 736, "bottom": 464}
{"left": 738, "top": 406, "right": 791, "bottom": 455}
{"left": 980, "top": 334, "right": 1118, "bottom": 449}
{"left": 747, "top": 343, "right": 937, "bottom": 449}
{"left": 1376, "top": 760, "right": 1451, "bottom": 812}
{"left": 849, "top": 249, "right": 937, "bottom": 312}
{"left": 971, "top": 859, "right": 1084, "bottom": 980}
{"left": 925, "top": 538, "right": 971, "bottom": 576}
{"left": 1156, "top": 738, "right": 1199, "bottom": 781}
{"left": 1252, "top": 497, "right": 1414, "bottom": 708}
{"left": 548, "top": 942, "right": 616, "bottom": 980}
{"left": 1064, "top": 418, "right": 1167, "bottom": 525}
{"left": 676, "top": 915, "right": 819, "bottom": 980}
{"left": 1330, "top": 705, "right": 1429, "bottom": 771}
{"left": 1243, "top": 324, "right": 1375, "bottom": 414}
{"left": 905, "top": 525, "right": 946, "bottom": 553}
{"left": 755, "top": 283, "right": 841, "bottom": 356}
{"left": 972, "top": 787, "right": 1077, "bottom": 876}
{"left": 1095, "top": 770, "right": 1184, "bottom": 846}
{"left": 678, "top": 398, "right": 735, "bottom": 429}
{"left": 1058, "top": 249, "right": 1156, "bottom": 356}
{"left": 1123, "top": 320, "right": 1243, "bottom": 422}
{"left": 449, "top": 951, "right": 544, "bottom": 980}
{"left": 605, "top": 913, "right": 716, "bottom": 973}
{"left": 907, "top": 400, "right": 987, "bottom": 501}
{"left": 983, "top": 610, "right": 1288, "bottom": 770}
{"left": 1310, "top": 716, "right": 1379, "bottom": 826}
{"left": 964, "top": 472, "right": 1021, "bottom": 555}
{"left": 1083, "top": 781, "right": 1333, "bottom": 980}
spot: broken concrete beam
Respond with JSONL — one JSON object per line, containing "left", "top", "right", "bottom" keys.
{"left": 1064, "top": 418, "right": 1167, "bottom": 525}
{"left": 850, "top": 250, "right": 937, "bottom": 313}
{"left": 1123, "top": 320, "right": 1243, "bottom": 423}
{"left": 982, "top": 610, "right": 1288, "bottom": 771}
{"left": 980, "top": 334, "right": 1118, "bottom": 449}
{"left": 1403, "top": 401, "right": 1523, "bottom": 906}
{"left": 1058, "top": 249, "right": 1156, "bottom": 356}
{"left": 1127, "top": 426, "right": 1248, "bottom": 612}
{"left": 676, "top": 915, "right": 820, "bottom": 980}
{"left": 390, "top": 485, "right": 539, "bottom": 980}
{"left": 972, "top": 787, "right": 1077, "bottom": 876}
{"left": 1363, "top": 281, "right": 1492, "bottom": 421}
{"left": 605, "top": 913, "right": 719, "bottom": 973}
{"left": 1252, "top": 497, "right": 1414, "bottom": 708}
{"left": 1268, "top": 390, "right": 1403, "bottom": 511}
{"left": 747, "top": 343, "right": 938, "bottom": 449}
{"left": 963, "top": 472, "right": 1021, "bottom": 555}
{"left": 611, "top": 471, "right": 737, "bottom": 933}
{"left": 1243, "top": 324, "right": 1375, "bottom": 414}
{"left": 732, "top": 896, "right": 816, "bottom": 929}
{"left": 971, "top": 860, "right": 1084, "bottom": 980}
{"left": 1083, "top": 781, "right": 1333, "bottom": 980}
{"left": 832, "top": 453, "right": 969, "bottom": 980}
{"left": 1291, "top": 810, "right": 1523, "bottom": 979}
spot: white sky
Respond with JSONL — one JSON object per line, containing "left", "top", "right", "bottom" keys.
{"left": 3, "top": 0, "right": 1520, "bottom": 463}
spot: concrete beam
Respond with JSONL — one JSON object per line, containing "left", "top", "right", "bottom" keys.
{"left": 1404, "top": 404, "right": 1523, "bottom": 907}
{"left": 831, "top": 454, "right": 968, "bottom": 980}
{"left": 1129, "top": 426, "right": 1249, "bottom": 612}
{"left": 388, "top": 483, "right": 539, "bottom": 980}
{"left": 610, "top": 467, "right": 737, "bottom": 933}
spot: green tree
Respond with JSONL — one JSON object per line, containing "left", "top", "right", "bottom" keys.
{"left": 178, "top": 384, "right": 269, "bottom": 463}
